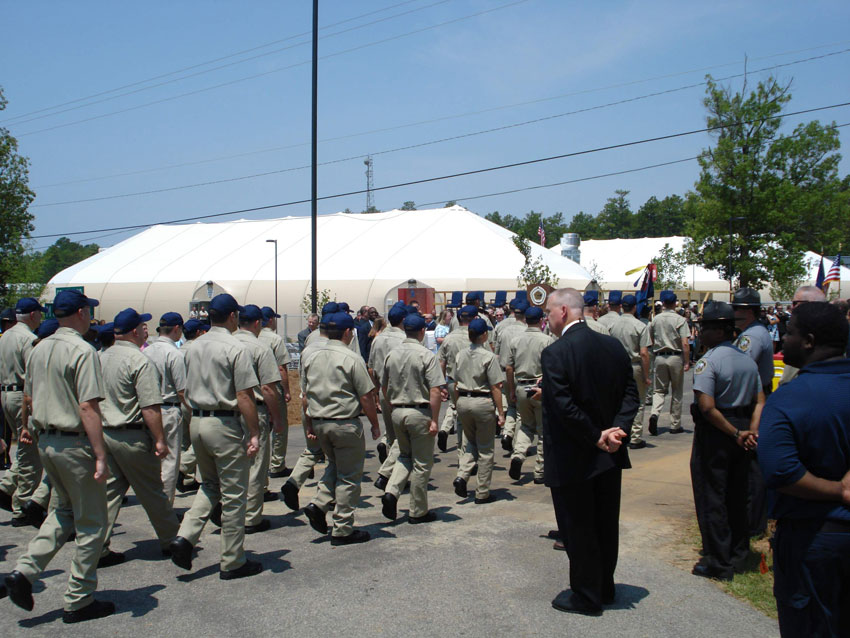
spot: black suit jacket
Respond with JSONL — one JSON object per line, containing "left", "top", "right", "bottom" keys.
{"left": 541, "top": 321, "right": 639, "bottom": 486}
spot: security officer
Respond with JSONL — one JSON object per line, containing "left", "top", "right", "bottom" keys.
{"left": 0, "top": 298, "right": 44, "bottom": 525}
{"left": 98, "top": 308, "right": 179, "bottom": 564}
{"left": 496, "top": 300, "right": 529, "bottom": 452}
{"left": 143, "top": 311, "right": 187, "bottom": 503}
{"left": 368, "top": 302, "right": 407, "bottom": 488}
{"left": 233, "top": 305, "right": 282, "bottom": 534}
{"left": 582, "top": 291, "right": 610, "bottom": 335}
{"left": 609, "top": 294, "right": 652, "bottom": 448}
{"left": 169, "top": 293, "right": 262, "bottom": 581}
{"left": 380, "top": 313, "right": 446, "bottom": 523}
{"left": 4, "top": 290, "right": 115, "bottom": 623}
{"left": 690, "top": 301, "right": 764, "bottom": 580}
{"left": 301, "top": 312, "right": 380, "bottom": 545}
{"left": 437, "top": 305, "right": 478, "bottom": 456}
{"left": 506, "top": 306, "right": 555, "bottom": 483}
{"left": 649, "top": 290, "right": 690, "bottom": 435}
{"left": 452, "top": 318, "right": 505, "bottom": 504}
{"left": 176, "top": 318, "right": 207, "bottom": 492}
{"left": 260, "top": 307, "right": 293, "bottom": 481}
{"left": 598, "top": 291, "right": 622, "bottom": 332}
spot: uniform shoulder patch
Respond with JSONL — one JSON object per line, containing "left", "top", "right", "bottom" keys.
{"left": 736, "top": 335, "right": 751, "bottom": 352}
{"left": 694, "top": 359, "right": 707, "bottom": 375}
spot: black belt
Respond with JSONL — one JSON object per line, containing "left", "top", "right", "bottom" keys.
{"left": 655, "top": 350, "right": 681, "bottom": 356}
{"left": 393, "top": 403, "right": 429, "bottom": 409}
{"left": 43, "top": 429, "right": 83, "bottom": 437}
{"left": 256, "top": 399, "right": 265, "bottom": 406}
{"left": 718, "top": 406, "right": 755, "bottom": 418}
{"left": 192, "top": 409, "right": 237, "bottom": 417}
{"left": 779, "top": 518, "right": 850, "bottom": 533}
{"left": 314, "top": 416, "right": 359, "bottom": 422}
{"left": 108, "top": 423, "right": 144, "bottom": 431}
{"left": 457, "top": 391, "right": 491, "bottom": 398}
{"left": 516, "top": 380, "right": 538, "bottom": 385}
{"left": 1, "top": 384, "right": 22, "bottom": 392}
{"left": 162, "top": 402, "right": 181, "bottom": 408}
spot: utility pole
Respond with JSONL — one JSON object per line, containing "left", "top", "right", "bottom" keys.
{"left": 310, "top": 0, "right": 319, "bottom": 313}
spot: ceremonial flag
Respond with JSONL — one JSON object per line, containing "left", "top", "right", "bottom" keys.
{"left": 625, "top": 265, "right": 646, "bottom": 276}
{"left": 815, "top": 256, "right": 825, "bottom": 290}
{"left": 537, "top": 220, "right": 546, "bottom": 247}
{"left": 824, "top": 254, "right": 842, "bottom": 293}
{"left": 635, "top": 265, "right": 655, "bottom": 316}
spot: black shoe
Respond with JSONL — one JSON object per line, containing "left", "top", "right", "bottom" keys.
{"left": 470, "top": 464, "right": 478, "bottom": 476}
{"left": 316, "top": 452, "right": 326, "bottom": 463}
{"left": 373, "top": 474, "right": 389, "bottom": 491}
{"left": 97, "top": 550, "right": 126, "bottom": 568}
{"left": 437, "top": 430, "right": 448, "bottom": 453}
{"left": 669, "top": 428, "right": 685, "bottom": 434}
{"left": 409, "top": 511, "right": 437, "bottom": 524}
{"left": 280, "top": 481, "right": 299, "bottom": 511}
{"left": 245, "top": 519, "right": 271, "bottom": 534}
{"left": 474, "top": 494, "right": 495, "bottom": 504}
{"left": 308, "top": 467, "right": 315, "bottom": 479}
{"left": 330, "top": 530, "right": 370, "bottom": 546}
{"left": 648, "top": 415, "right": 658, "bottom": 436}
{"left": 268, "top": 467, "right": 292, "bottom": 478}
{"left": 304, "top": 503, "right": 328, "bottom": 535}
{"left": 63, "top": 599, "right": 116, "bottom": 624}
{"left": 533, "top": 477, "right": 545, "bottom": 484}
{"left": 691, "top": 563, "right": 733, "bottom": 581}
{"left": 263, "top": 490, "right": 277, "bottom": 502}
{"left": 509, "top": 457, "right": 523, "bottom": 481}
{"left": 547, "top": 529, "right": 561, "bottom": 540}
{"left": 220, "top": 559, "right": 262, "bottom": 580}
{"left": 553, "top": 540, "right": 566, "bottom": 551}
{"left": 176, "top": 472, "right": 199, "bottom": 493}
{"left": 0, "top": 583, "right": 6, "bottom": 599}
{"left": 500, "top": 435, "right": 513, "bottom": 452}
{"left": 22, "top": 500, "right": 47, "bottom": 528}
{"left": 377, "top": 442, "right": 388, "bottom": 463}
{"left": 629, "top": 440, "right": 647, "bottom": 449}
{"left": 0, "top": 488, "right": 13, "bottom": 512}
{"left": 551, "top": 590, "right": 602, "bottom": 617}
{"left": 10, "top": 516, "right": 29, "bottom": 527}
{"left": 449, "top": 424, "right": 456, "bottom": 435}
{"left": 169, "top": 536, "right": 194, "bottom": 570}
{"left": 4, "top": 570, "right": 33, "bottom": 611}
{"left": 121, "top": 495, "right": 129, "bottom": 505}
{"left": 453, "top": 477, "right": 468, "bottom": 498}
{"left": 210, "top": 502, "right": 222, "bottom": 527}
{"left": 381, "top": 492, "right": 397, "bottom": 521}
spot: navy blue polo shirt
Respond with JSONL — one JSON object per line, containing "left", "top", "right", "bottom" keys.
{"left": 758, "top": 358, "right": 850, "bottom": 522}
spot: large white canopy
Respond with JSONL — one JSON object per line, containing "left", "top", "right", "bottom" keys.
{"left": 47, "top": 206, "right": 592, "bottom": 322}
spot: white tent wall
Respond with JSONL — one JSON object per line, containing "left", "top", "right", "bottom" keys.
{"left": 46, "top": 206, "right": 592, "bottom": 332}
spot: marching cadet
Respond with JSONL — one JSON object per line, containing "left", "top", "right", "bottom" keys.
{"left": 649, "top": 290, "right": 690, "bottom": 435}
{"left": 305, "top": 302, "right": 361, "bottom": 357}
{"left": 496, "top": 300, "right": 529, "bottom": 452}
{"left": 368, "top": 302, "right": 407, "bottom": 489}
{"left": 232, "top": 305, "right": 283, "bottom": 534}
{"left": 98, "top": 308, "right": 179, "bottom": 566}
{"left": 4, "top": 289, "right": 115, "bottom": 623}
{"left": 506, "top": 306, "right": 555, "bottom": 483}
{"left": 452, "top": 318, "right": 505, "bottom": 504}
{"left": 582, "top": 291, "right": 610, "bottom": 335}
{"left": 97, "top": 322, "right": 114, "bottom": 352}
{"left": 260, "top": 307, "right": 293, "bottom": 481}
{"left": 493, "top": 297, "right": 519, "bottom": 344}
{"left": 143, "top": 311, "right": 188, "bottom": 503}
{"left": 176, "top": 318, "right": 207, "bottom": 492}
{"left": 598, "top": 291, "right": 622, "bottom": 332}
{"left": 0, "top": 298, "right": 44, "bottom": 526}
{"left": 437, "top": 305, "right": 477, "bottom": 456}
{"left": 451, "top": 292, "right": 495, "bottom": 346}
{"left": 301, "top": 312, "right": 380, "bottom": 545}
{"left": 169, "top": 293, "right": 262, "bottom": 580}
{"left": 338, "top": 302, "right": 362, "bottom": 357}
{"left": 609, "top": 295, "right": 652, "bottom": 449}
{"left": 380, "top": 313, "right": 446, "bottom": 524}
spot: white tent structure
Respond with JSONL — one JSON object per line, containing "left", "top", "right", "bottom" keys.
{"left": 47, "top": 206, "right": 592, "bottom": 324}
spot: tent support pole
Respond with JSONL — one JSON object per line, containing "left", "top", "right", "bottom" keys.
{"left": 310, "top": 0, "right": 319, "bottom": 314}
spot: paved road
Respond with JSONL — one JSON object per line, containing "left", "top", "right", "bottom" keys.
{"left": 0, "top": 374, "right": 779, "bottom": 636}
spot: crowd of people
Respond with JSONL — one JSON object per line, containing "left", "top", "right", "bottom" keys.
{"left": 0, "top": 285, "right": 848, "bottom": 635}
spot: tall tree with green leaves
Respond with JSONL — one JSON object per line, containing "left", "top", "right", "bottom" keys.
{"left": 484, "top": 210, "right": 568, "bottom": 246}
{"left": 594, "top": 189, "right": 634, "bottom": 239}
{"left": 39, "top": 237, "right": 100, "bottom": 282}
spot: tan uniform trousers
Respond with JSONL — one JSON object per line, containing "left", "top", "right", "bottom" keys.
{"left": 287, "top": 406, "right": 323, "bottom": 490}
{"left": 439, "top": 380, "right": 457, "bottom": 434}
{"left": 628, "top": 363, "right": 649, "bottom": 443}
{"left": 268, "top": 395, "right": 289, "bottom": 472}
{"left": 0, "top": 391, "right": 43, "bottom": 516}
{"left": 502, "top": 390, "right": 520, "bottom": 439}
{"left": 377, "top": 395, "right": 401, "bottom": 480}
{"left": 160, "top": 405, "right": 182, "bottom": 503}
{"left": 15, "top": 432, "right": 108, "bottom": 612}
{"left": 651, "top": 353, "right": 685, "bottom": 430}
{"left": 512, "top": 388, "right": 544, "bottom": 479}
{"left": 311, "top": 418, "right": 365, "bottom": 538}
{"left": 456, "top": 396, "right": 497, "bottom": 499}
{"left": 177, "top": 415, "right": 250, "bottom": 571}
{"left": 387, "top": 407, "right": 436, "bottom": 518}
{"left": 30, "top": 474, "right": 54, "bottom": 511}
{"left": 179, "top": 405, "right": 198, "bottom": 480}
{"left": 245, "top": 407, "right": 270, "bottom": 526}
{"left": 102, "top": 428, "right": 179, "bottom": 554}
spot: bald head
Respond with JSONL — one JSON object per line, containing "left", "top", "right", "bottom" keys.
{"left": 794, "top": 285, "right": 826, "bottom": 303}
{"left": 546, "top": 288, "right": 584, "bottom": 335}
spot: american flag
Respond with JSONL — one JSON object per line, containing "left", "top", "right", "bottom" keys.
{"left": 824, "top": 254, "right": 842, "bottom": 284}
{"left": 538, "top": 220, "right": 546, "bottom": 246}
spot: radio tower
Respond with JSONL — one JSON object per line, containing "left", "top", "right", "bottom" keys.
{"left": 364, "top": 156, "right": 374, "bottom": 212}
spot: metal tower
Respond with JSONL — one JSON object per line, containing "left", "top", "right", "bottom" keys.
{"left": 364, "top": 156, "right": 374, "bottom": 211}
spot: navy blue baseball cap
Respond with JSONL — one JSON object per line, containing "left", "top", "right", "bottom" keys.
{"left": 1, "top": 308, "right": 15, "bottom": 322}
{"left": 468, "top": 318, "right": 493, "bottom": 336}
{"left": 159, "top": 312, "right": 183, "bottom": 328}
{"left": 458, "top": 305, "right": 479, "bottom": 319}
{"left": 508, "top": 297, "right": 521, "bottom": 310}
{"left": 261, "top": 306, "right": 280, "bottom": 325}
{"left": 387, "top": 304, "right": 408, "bottom": 324}
{"left": 621, "top": 294, "right": 637, "bottom": 307}
{"left": 240, "top": 304, "right": 264, "bottom": 322}
{"left": 513, "top": 300, "right": 529, "bottom": 313}
{"left": 209, "top": 293, "right": 243, "bottom": 315}
{"left": 607, "top": 291, "right": 623, "bottom": 304}
{"left": 659, "top": 290, "right": 677, "bottom": 304}
{"left": 15, "top": 297, "right": 47, "bottom": 314}
{"left": 325, "top": 312, "right": 354, "bottom": 330}
{"left": 98, "top": 322, "right": 114, "bottom": 336}
{"left": 321, "top": 301, "right": 340, "bottom": 316}
{"left": 466, "top": 291, "right": 484, "bottom": 303}
{"left": 53, "top": 290, "right": 99, "bottom": 316}
{"left": 113, "top": 308, "right": 152, "bottom": 334}
{"left": 37, "top": 319, "right": 60, "bottom": 339}
{"left": 403, "top": 314, "right": 426, "bottom": 331}
{"left": 338, "top": 302, "right": 352, "bottom": 313}
{"left": 525, "top": 306, "right": 543, "bottom": 321}
{"left": 183, "top": 318, "right": 207, "bottom": 334}
{"left": 583, "top": 290, "right": 599, "bottom": 306}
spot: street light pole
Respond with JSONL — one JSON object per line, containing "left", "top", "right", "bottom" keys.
{"left": 728, "top": 216, "right": 746, "bottom": 294}
{"left": 265, "top": 239, "right": 278, "bottom": 318}
{"left": 310, "top": 0, "right": 319, "bottom": 314}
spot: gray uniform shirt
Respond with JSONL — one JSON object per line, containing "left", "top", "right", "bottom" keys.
{"left": 597, "top": 311, "right": 621, "bottom": 332}
{"left": 143, "top": 335, "right": 186, "bottom": 403}
{"left": 583, "top": 317, "right": 610, "bottom": 335}
{"left": 0, "top": 322, "right": 37, "bottom": 386}
{"left": 650, "top": 309, "right": 689, "bottom": 353}
{"left": 382, "top": 338, "right": 445, "bottom": 405}
{"left": 100, "top": 340, "right": 163, "bottom": 427}
{"left": 233, "top": 329, "right": 282, "bottom": 403}
{"left": 454, "top": 344, "right": 505, "bottom": 392}
{"left": 183, "top": 326, "right": 259, "bottom": 410}
{"left": 301, "top": 340, "right": 374, "bottom": 419}
{"left": 610, "top": 314, "right": 652, "bottom": 364}
{"left": 506, "top": 327, "right": 555, "bottom": 381}
{"left": 693, "top": 342, "right": 761, "bottom": 408}
{"left": 306, "top": 324, "right": 360, "bottom": 355}
{"left": 734, "top": 321, "right": 774, "bottom": 388}
{"left": 451, "top": 313, "right": 495, "bottom": 344}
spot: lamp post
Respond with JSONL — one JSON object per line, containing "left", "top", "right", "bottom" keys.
{"left": 727, "top": 216, "right": 747, "bottom": 294}
{"left": 266, "top": 239, "right": 278, "bottom": 319}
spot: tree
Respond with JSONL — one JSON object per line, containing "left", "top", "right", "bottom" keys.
{"left": 594, "top": 190, "right": 634, "bottom": 239}
{"left": 484, "top": 210, "right": 568, "bottom": 246}
{"left": 0, "top": 87, "right": 37, "bottom": 308}
{"left": 652, "top": 243, "right": 689, "bottom": 290}
{"left": 564, "top": 211, "right": 600, "bottom": 238}
{"left": 444, "top": 200, "right": 457, "bottom": 207}
{"left": 39, "top": 237, "right": 100, "bottom": 282}
{"left": 300, "top": 288, "right": 335, "bottom": 314}
{"left": 513, "top": 236, "right": 559, "bottom": 288}
{"left": 686, "top": 75, "right": 847, "bottom": 289}
{"left": 401, "top": 201, "right": 417, "bottom": 211}
{"left": 634, "top": 195, "right": 687, "bottom": 237}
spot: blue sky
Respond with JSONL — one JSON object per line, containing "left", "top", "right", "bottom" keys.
{"left": 2, "top": 0, "right": 849, "bottom": 251}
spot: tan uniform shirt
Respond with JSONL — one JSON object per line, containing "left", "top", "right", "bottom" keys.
{"left": 650, "top": 309, "right": 689, "bottom": 353}
{"left": 233, "top": 329, "right": 281, "bottom": 403}
{"left": 493, "top": 315, "right": 517, "bottom": 354}
{"left": 451, "top": 313, "right": 494, "bottom": 344}
{"left": 24, "top": 327, "right": 105, "bottom": 432}
{"left": 506, "top": 327, "right": 555, "bottom": 381}
{"left": 583, "top": 317, "right": 610, "bottom": 335}
{"left": 382, "top": 338, "right": 445, "bottom": 405}
{"left": 301, "top": 340, "right": 374, "bottom": 419}
{"left": 100, "top": 340, "right": 163, "bottom": 427}
{"left": 454, "top": 344, "right": 505, "bottom": 392}
{"left": 0, "top": 322, "right": 37, "bottom": 386}
{"left": 438, "top": 327, "right": 470, "bottom": 379}
{"left": 497, "top": 320, "right": 529, "bottom": 368}
{"left": 367, "top": 326, "right": 405, "bottom": 379}
{"left": 306, "top": 324, "right": 360, "bottom": 356}
{"left": 597, "top": 311, "right": 621, "bottom": 332}
{"left": 610, "top": 313, "right": 652, "bottom": 363}
{"left": 183, "top": 326, "right": 259, "bottom": 410}
{"left": 143, "top": 335, "right": 186, "bottom": 403}
{"left": 258, "top": 326, "right": 292, "bottom": 368}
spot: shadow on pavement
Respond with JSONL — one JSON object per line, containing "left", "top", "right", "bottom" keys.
{"left": 0, "top": 543, "right": 14, "bottom": 562}
{"left": 30, "top": 569, "right": 65, "bottom": 593}
{"left": 606, "top": 583, "right": 650, "bottom": 610}
{"left": 18, "top": 584, "right": 166, "bottom": 627}
{"left": 177, "top": 563, "right": 219, "bottom": 583}
{"left": 252, "top": 548, "right": 291, "bottom": 574}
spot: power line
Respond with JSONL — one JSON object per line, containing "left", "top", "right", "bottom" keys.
{"left": 29, "top": 104, "right": 850, "bottom": 240}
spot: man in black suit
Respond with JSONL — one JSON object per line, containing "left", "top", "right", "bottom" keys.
{"left": 539, "top": 288, "right": 639, "bottom": 616}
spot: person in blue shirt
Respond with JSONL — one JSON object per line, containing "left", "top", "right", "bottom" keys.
{"left": 758, "top": 302, "right": 850, "bottom": 638}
